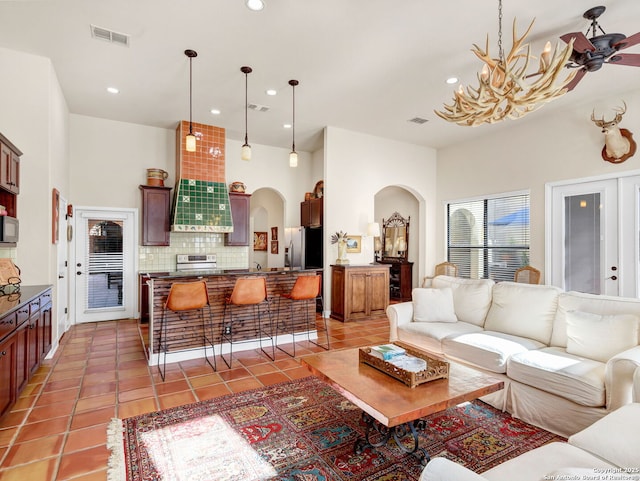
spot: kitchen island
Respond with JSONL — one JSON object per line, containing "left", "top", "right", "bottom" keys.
{"left": 141, "top": 268, "right": 323, "bottom": 367}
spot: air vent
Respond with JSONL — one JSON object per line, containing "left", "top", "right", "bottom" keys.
{"left": 248, "top": 103, "right": 270, "bottom": 112}
{"left": 408, "top": 117, "right": 429, "bottom": 124}
{"left": 90, "top": 24, "right": 130, "bottom": 47}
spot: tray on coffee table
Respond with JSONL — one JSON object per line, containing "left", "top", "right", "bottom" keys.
{"left": 359, "top": 343, "right": 449, "bottom": 388}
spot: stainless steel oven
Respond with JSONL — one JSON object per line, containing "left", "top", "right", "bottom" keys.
{"left": 176, "top": 254, "right": 217, "bottom": 272}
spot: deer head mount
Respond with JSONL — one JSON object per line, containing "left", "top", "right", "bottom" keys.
{"left": 591, "top": 102, "right": 637, "bottom": 163}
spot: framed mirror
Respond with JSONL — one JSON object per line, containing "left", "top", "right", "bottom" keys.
{"left": 382, "top": 212, "right": 410, "bottom": 262}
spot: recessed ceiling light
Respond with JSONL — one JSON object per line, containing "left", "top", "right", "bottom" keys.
{"left": 446, "top": 77, "right": 459, "bottom": 85}
{"left": 210, "top": 108, "right": 221, "bottom": 115}
{"left": 265, "top": 89, "right": 277, "bottom": 96}
{"left": 106, "top": 87, "right": 119, "bottom": 94}
{"left": 246, "top": 0, "right": 265, "bottom": 11}
{"left": 283, "top": 123, "right": 292, "bottom": 129}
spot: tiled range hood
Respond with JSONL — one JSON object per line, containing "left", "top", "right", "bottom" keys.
{"left": 171, "top": 121, "right": 233, "bottom": 232}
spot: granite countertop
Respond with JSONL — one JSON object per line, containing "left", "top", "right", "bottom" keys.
{"left": 142, "top": 267, "right": 322, "bottom": 279}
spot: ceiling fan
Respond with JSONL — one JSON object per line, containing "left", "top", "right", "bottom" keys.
{"left": 560, "top": 5, "right": 640, "bottom": 91}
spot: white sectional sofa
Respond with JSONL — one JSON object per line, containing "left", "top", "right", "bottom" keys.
{"left": 387, "top": 276, "right": 640, "bottom": 437}
{"left": 420, "top": 402, "right": 640, "bottom": 481}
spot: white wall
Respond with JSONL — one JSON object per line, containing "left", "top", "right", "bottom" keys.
{"left": 324, "top": 126, "right": 437, "bottom": 305}
{"left": 437, "top": 89, "right": 640, "bottom": 281}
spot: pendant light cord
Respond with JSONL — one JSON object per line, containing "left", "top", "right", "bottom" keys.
{"left": 497, "top": 0, "right": 504, "bottom": 64}
{"left": 189, "top": 55, "right": 193, "bottom": 135}
{"left": 289, "top": 79, "right": 298, "bottom": 152}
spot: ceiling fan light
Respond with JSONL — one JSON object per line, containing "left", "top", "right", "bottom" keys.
{"left": 241, "top": 143, "right": 251, "bottom": 161}
{"left": 186, "top": 133, "right": 196, "bottom": 152}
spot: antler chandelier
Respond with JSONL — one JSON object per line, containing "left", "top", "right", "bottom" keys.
{"left": 436, "top": 0, "right": 577, "bottom": 126}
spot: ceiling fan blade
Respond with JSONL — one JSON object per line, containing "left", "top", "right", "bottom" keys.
{"left": 561, "top": 32, "right": 595, "bottom": 52}
{"left": 608, "top": 53, "right": 640, "bottom": 67}
{"left": 564, "top": 68, "right": 587, "bottom": 92}
{"left": 613, "top": 31, "right": 640, "bottom": 50}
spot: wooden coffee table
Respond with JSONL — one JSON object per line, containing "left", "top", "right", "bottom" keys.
{"left": 301, "top": 346, "right": 504, "bottom": 464}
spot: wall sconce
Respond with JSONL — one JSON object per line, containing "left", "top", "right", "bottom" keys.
{"left": 367, "top": 222, "right": 381, "bottom": 263}
{"left": 184, "top": 49, "right": 198, "bottom": 152}
{"left": 289, "top": 79, "right": 299, "bottom": 167}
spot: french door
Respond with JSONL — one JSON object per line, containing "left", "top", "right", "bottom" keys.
{"left": 74, "top": 208, "right": 137, "bottom": 323}
{"left": 549, "top": 175, "right": 640, "bottom": 297}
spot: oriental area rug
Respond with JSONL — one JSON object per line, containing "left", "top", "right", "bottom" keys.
{"left": 107, "top": 376, "right": 564, "bottom": 481}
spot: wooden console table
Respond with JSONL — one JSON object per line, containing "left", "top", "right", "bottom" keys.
{"left": 330, "top": 264, "right": 389, "bottom": 322}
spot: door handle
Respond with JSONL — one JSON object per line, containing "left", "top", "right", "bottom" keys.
{"left": 58, "top": 275, "right": 64, "bottom": 279}
{"left": 606, "top": 275, "right": 618, "bottom": 280}
{"left": 77, "top": 271, "right": 82, "bottom": 276}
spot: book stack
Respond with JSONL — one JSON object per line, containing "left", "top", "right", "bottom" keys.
{"left": 369, "top": 344, "right": 406, "bottom": 361}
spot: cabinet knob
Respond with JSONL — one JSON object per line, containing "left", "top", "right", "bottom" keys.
{"left": 0, "top": 351, "right": 6, "bottom": 356}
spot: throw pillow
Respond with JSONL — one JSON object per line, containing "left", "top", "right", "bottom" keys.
{"left": 412, "top": 287, "right": 457, "bottom": 323}
{"left": 566, "top": 310, "right": 639, "bottom": 363}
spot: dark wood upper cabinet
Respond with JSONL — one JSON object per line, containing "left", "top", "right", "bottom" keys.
{"left": 301, "top": 198, "right": 323, "bottom": 227}
{"left": 140, "top": 185, "right": 172, "bottom": 246}
{"left": 226, "top": 192, "right": 251, "bottom": 246}
{"left": 0, "top": 133, "right": 22, "bottom": 219}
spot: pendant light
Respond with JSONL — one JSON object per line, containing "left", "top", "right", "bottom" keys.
{"left": 241, "top": 66, "right": 252, "bottom": 161}
{"left": 288, "top": 79, "right": 299, "bottom": 168}
{"left": 184, "top": 49, "right": 198, "bottom": 152}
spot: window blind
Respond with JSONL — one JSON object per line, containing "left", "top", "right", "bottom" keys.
{"left": 447, "top": 193, "right": 530, "bottom": 281}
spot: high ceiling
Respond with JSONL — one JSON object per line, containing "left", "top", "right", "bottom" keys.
{"left": 1, "top": 0, "right": 639, "bottom": 152}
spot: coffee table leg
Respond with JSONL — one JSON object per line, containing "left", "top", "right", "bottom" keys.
{"left": 354, "top": 412, "right": 391, "bottom": 454}
{"left": 354, "top": 413, "right": 430, "bottom": 466}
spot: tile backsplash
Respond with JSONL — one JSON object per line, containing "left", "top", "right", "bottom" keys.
{"left": 138, "top": 232, "right": 248, "bottom": 272}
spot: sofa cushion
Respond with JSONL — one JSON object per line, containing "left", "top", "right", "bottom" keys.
{"left": 551, "top": 290, "right": 640, "bottom": 348}
{"left": 569, "top": 403, "right": 640, "bottom": 468}
{"left": 400, "top": 320, "right": 483, "bottom": 354}
{"left": 566, "top": 310, "right": 639, "bottom": 363}
{"left": 412, "top": 287, "right": 457, "bottom": 323}
{"left": 507, "top": 347, "right": 606, "bottom": 407}
{"left": 442, "top": 331, "right": 545, "bottom": 374}
{"left": 484, "top": 282, "right": 561, "bottom": 345}
{"left": 431, "top": 276, "right": 495, "bottom": 326}
{"left": 481, "top": 442, "right": 616, "bottom": 481}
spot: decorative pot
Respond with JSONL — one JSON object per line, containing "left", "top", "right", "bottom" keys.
{"left": 229, "top": 181, "right": 246, "bottom": 193}
{"left": 147, "top": 168, "right": 168, "bottom": 186}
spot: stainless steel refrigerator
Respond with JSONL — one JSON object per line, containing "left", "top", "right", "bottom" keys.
{"left": 284, "top": 226, "right": 323, "bottom": 269}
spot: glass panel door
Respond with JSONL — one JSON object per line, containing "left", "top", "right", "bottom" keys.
{"left": 550, "top": 179, "right": 618, "bottom": 295}
{"left": 74, "top": 209, "right": 136, "bottom": 322}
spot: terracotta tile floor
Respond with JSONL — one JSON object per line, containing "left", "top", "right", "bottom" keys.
{"left": 0, "top": 315, "right": 390, "bottom": 480}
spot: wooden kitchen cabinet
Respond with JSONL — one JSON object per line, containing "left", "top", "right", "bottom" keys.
{"left": 0, "top": 332, "right": 16, "bottom": 417}
{"left": 330, "top": 264, "right": 390, "bottom": 322}
{"left": 0, "top": 286, "right": 52, "bottom": 418}
{"left": 225, "top": 192, "right": 251, "bottom": 246}
{"left": 0, "top": 132, "right": 21, "bottom": 218}
{"left": 0, "top": 136, "right": 20, "bottom": 195}
{"left": 140, "top": 185, "right": 172, "bottom": 246}
{"left": 300, "top": 198, "right": 322, "bottom": 227}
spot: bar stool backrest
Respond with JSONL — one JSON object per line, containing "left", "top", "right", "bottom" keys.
{"left": 288, "top": 275, "right": 321, "bottom": 301}
{"left": 165, "top": 281, "right": 209, "bottom": 311}
{"left": 229, "top": 277, "right": 267, "bottom": 305}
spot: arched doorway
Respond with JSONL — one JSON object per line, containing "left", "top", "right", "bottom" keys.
{"left": 374, "top": 186, "right": 420, "bottom": 290}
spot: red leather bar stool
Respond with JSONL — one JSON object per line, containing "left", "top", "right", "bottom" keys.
{"left": 158, "top": 280, "right": 216, "bottom": 381}
{"left": 220, "top": 276, "right": 274, "bottom": 368}
{"left": 276, "top": 275, "right": 330, "bottom": 357}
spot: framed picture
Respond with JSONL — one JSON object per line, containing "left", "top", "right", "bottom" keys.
{"left": 271, "top": 240, "right": 278, "bottom": 254}
{"left": 52, "top": 188, "right": 60, "bottom": 244}
{"left": 253, "top": 231, "right": 268, "bottom": 251}
{"left": 346, "top": 235, "right": 361, "bottom": 253}
{"left": 271, "top": 226, "right": 278, "bottom": 240}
